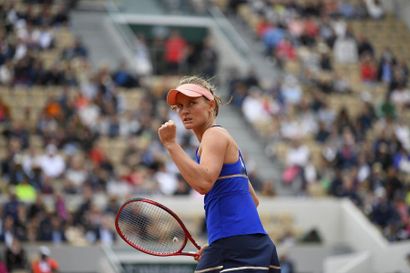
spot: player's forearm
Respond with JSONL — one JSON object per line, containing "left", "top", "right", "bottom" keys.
{"left": 165, "top": 142, "right": 214, "bottom": 194}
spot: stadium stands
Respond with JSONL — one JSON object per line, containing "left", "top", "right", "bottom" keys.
{"left": 222, "top": 0, "right": 410, "bottom": 244}
{"left": 0, "top": 0, "right": 409, "bottom": 272}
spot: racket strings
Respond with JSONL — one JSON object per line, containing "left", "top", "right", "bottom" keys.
{"left": 117, "top": 201, "right": 186, "bottom": 255}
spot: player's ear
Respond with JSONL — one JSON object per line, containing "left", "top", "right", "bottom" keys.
{"left": 208, "top": 99, "right": 216, "bottom": 111}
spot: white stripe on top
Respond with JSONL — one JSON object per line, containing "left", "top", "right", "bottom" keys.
{"left": 194, "top": 265, "right": 224, "bottom": 273}
{"left": 220, "top": 266, "right": 270, "bottom": 272}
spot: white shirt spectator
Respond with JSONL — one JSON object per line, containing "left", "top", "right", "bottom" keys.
{"left": 391, "top": 87, "right": 410, "bottom": 108}
{"left": 395, "top": 121, "right": 410, "bottom": 151}
{"left": 14, "top": 41, "right": 27, "bottom": 60}
{"left": 79, "top": 103, "right": 100, "bottom": 129}
{"left": 119, "top": 112, "right": 140, "bottom": 136}
{"left": 33, "top": 27, "right": 54, "bottom": 49}
{"left": 332, "top": 18, "right": 347, "bottom": 38}
{"left": 364, "top": 0, "right": 384, "bottom": 19}
{"left": 242, "top": 90, "right": 270, "bottom": 123}
{"left": 333, "top": 35, "right": 358, "bottom": 64}
{"left": 300, "top": 112, "right": 319, "bottom": 136}
{"left": 65, "top": 167, "right": 87, "bottom": 187}
{"left": 36, "top": 145, "right": 66, "bottom": 178}
{"left": 280, "top": 116, "right": 300, "bottom": 140}
{"left": 286, "top": 142, "right": 310, "bottom": 167}
{"left": 134, "top": 36, "right": 152, "bottom": 76}
{"left": 22, "top": 148, "right": 39, "bottom": 176}
{"left": 281, "top": 76, "right": 303, "bottom": 105}
{"left": 154, "top": 170, "right": 178, "bottom": 195}
{"left": 0, "top": 61, "right": 13, "bottom": 84}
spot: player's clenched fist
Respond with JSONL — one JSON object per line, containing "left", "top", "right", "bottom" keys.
{"left": 158, "top": 120, "right": 176, "bottom": 147}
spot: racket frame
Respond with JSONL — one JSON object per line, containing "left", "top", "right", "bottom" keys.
{"left": 115, "top": 198, "right": 201, "bottom": 257}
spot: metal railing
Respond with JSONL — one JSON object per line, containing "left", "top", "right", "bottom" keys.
{"left": 208, "top": 6, "right": 250, "bottom": 60}
{"left": 105, "top": 0, "right": 137, "bottom": 69}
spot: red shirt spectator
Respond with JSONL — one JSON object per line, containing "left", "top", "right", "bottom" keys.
{"left": 0, "top": 98, "right": 11, "bottom": 122}
{"left": 303, "top": 17, "right": 319, "bottom": 38}
{"left": 360, "top": 55, "right": 377, "bottom": 82}
{"left": 256, "top": 19, "right": 271, "bottom": 38}
{"left": 89, "top": 143, "right": 106, "bottom": 166}
{"left": 164, "top": 31, "right": 187, "bottom": 64}
{"left": 276, "top": 38, "right": 297, "bottom": 61}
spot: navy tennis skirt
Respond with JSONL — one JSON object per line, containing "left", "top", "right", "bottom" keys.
{"left": 195, "top": 234, "right": 281, "bottom": 273}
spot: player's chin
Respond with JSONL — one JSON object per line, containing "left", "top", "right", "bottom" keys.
{"left": 182, "top": 123, "right": 194, "bottom": 129}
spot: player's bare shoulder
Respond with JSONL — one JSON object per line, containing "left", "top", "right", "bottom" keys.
{"left": 203, "top": 126, "right": 230, "bottom": 141}
{"left": 204, "top": 126, "right": 238, "bottom": 162}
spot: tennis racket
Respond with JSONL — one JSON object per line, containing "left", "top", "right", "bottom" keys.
{"left": 115, "top": 198, "right": 201, "bottom": 258}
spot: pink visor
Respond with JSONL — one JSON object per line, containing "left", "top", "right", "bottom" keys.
{"left": 166, "top": 83, "right": 214, "bottom": 105}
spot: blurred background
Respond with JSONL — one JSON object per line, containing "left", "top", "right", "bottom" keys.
{"left": 0, "top": 0, "right": 409, "bottom": 272}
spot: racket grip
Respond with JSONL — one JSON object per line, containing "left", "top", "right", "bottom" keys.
{"left": 190, "top": 251, "right": 200, "bottom": 260}
{"left": 180, "top": 251, "right": 200, "bottom": 259}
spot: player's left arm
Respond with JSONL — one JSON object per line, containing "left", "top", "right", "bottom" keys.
{"left": 248, "top": 181, "right": 259, "bottom": 207}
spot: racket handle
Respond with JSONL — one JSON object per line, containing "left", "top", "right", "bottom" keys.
{"left": 180, "top": 251, "right": 200, "bottom": 259}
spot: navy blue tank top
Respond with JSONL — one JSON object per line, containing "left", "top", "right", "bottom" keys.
{"left": 195, "top": 127, "right": 266, "bottom": 244}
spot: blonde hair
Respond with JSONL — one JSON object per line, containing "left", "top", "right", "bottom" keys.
{"left": 178, "top": 75, "right": 223, "bottom": 116}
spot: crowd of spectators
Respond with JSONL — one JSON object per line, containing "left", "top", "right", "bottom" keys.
{"left": 223, "top": 0, "right": 410, "bottom": 242}
{"left": 0, "top": 0, "right": 221, "bottom": 272}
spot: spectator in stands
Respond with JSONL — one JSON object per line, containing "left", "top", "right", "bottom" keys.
{"left": 241, "top": 88, "right": 270, "bottom": 125}
{"left": 333, "top": 32, "right": 358, "bottom": 64}
{"left": 134, "top": 34, "right": 153, "bottom": 76}
{"left": 52, "top": 4, "right": 70, "bottom": 26}
{"left": 34, "top": 24, "right": 55, "bottom": 50}
{"left": 64, "top": 153, "right": 88, "bottom": 189}
{"left": 36, "top": 144, "right": 66, "bottom": 179}
{"left": 339, "top": 169, "right": 363, "bottom": 206}
{"left": 279, "top": 253, "right": 295, "bottom": 273}
{"left": 198, "top": 37, "right": 218, "bottom": 78}
{"left": 280, "top": 75, "right": 302, "bottom": 106}
{"left": 15, "top": 179, "right": 37, "bottom": 203}
{"left": 360, "top": 54, "right": 378, "bottom": 84}
{"left": 357, "top": 35, "right": 374, "bottom": 58}
{"left": 262, "top": 23, "right": 285, "bottom": 56}
{"left": 112, "top": 60, "right": 139, "bottom": 88}
{"left": 0, "top": 216, "right": 17, "bottom": 248}
{"left": 164, "top": 30, "right": 187, "bottom": 74}
{"left": 377, "top": 93, "right": 397, "bottom": 120}
{"left": 153, "top": 161, "right": 178, "bottom": 195}
{"left": 61, "top": 37, "right": 88, "bottom": 60}
{"left": 87, "top": 214, "right": 116, "bottom": 246}
{"left": 275, "top": 36, "right": 297, "bottom": 68}
{"left": 364, "top": 0, "right": 384, "bottom": 20}
{"left": 0, "top": 60, "right": 14, "bottom": 86}
{"left": 337, "top": 0, "right": 356, "bottom": 19}
{"left": 390, "top": 83, "right": 410, "bottom": 110}
{"left": 3, "top": 121, "right": 30, "bottom": 150}
{"left": 0, "top": 253, "right": 7, "bottom": 273}
{"left": 37, "top": 214, "right": 67, "bottom": 244}
{"left": 173, "top": 174, "right": 192, "bottom": 195}
{"left": 282, "top": 138, "right": 310, "bottom": 190}
{"left": 300, "top": 16, "right": 319, "bottom": 46}
{"left": 31, "top": 246, "right": 59, "bottom": 273}
{"left": 5, "top": 238, "right": 27, "bottom": 272}
{"left": 377, "top": 48, "right": 396, "bottom": 85}
{"left": 370, "top": 190, "right": 400, "bottom": 230}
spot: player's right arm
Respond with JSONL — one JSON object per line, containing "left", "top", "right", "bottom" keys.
{"left": 158, "top": 121, "right": 228, "bottom": 194}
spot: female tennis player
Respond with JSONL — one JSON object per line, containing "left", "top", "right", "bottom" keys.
{"left": 158, "top": 76, "right": 280, "bottom": 273}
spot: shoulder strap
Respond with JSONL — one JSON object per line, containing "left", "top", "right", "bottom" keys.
{"left": 238, "top": 150, "right": 249, "bottom": 176}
